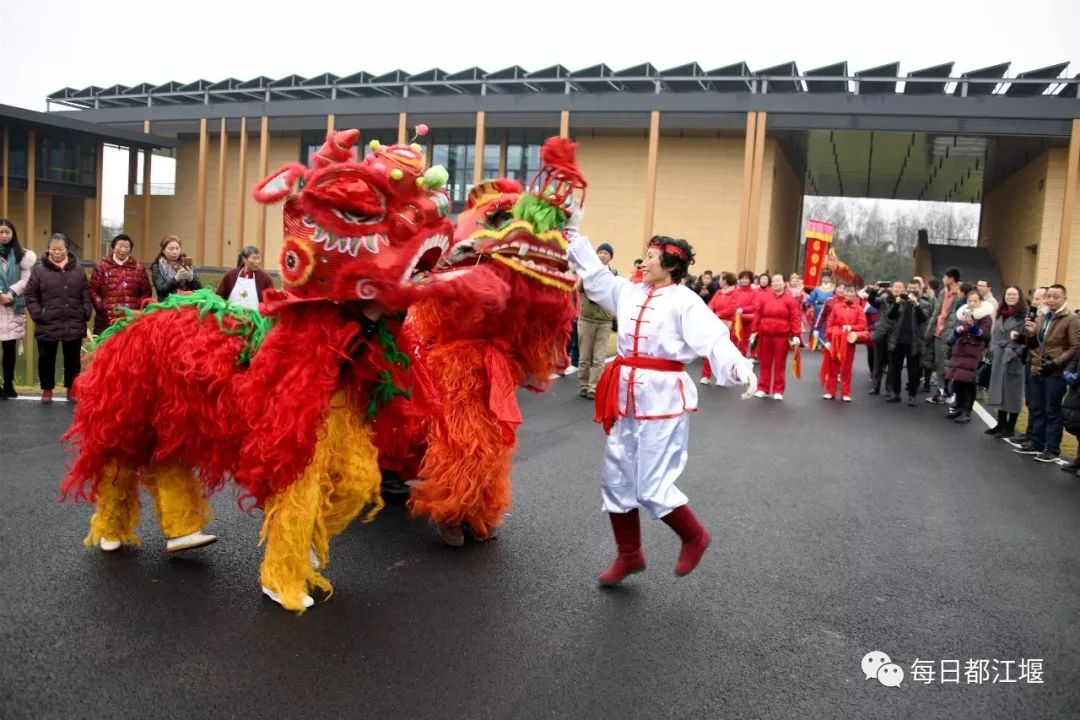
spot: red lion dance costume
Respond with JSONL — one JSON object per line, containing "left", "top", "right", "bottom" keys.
{"left": 406, "top": 138, "right": 581, "bottom": 545}
{"left": 60, "top": 129, "right": 502, "bottom": 612}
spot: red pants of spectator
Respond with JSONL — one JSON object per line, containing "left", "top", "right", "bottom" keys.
{"left": 737, "top": 333, "right": 751, "bottom": 357}
{"left": 823, "top": 344, "right": 856, "bottom": 397}
{"left": 756, "top": 336, "right": 790, "bottom": 394}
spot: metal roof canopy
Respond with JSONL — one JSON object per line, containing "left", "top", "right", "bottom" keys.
{"left": 46, "top": 61, "right": 1079, "bottom": 110}
{"left": 797, "top": 128, "right": 1068, "bottom": 203}
{"left": 0, "top": 103, "right": 178, "bottom": 150}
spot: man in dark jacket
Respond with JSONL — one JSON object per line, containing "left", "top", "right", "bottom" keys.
{"left": 868, "top": 283, "right": 895, "bottom": 395}
{"left": 885, "top": 279, "right": 930, "bottom": 405}
{"left": 1013, "top": 284, "right": 1080, "bottom": 463}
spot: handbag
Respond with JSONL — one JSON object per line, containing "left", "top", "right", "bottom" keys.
{"left": 975, "top": 355, "right": 992, "bottom": 388}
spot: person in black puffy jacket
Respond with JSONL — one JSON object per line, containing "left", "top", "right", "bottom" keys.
{"left": 24, "top": 233, "right": 91, "bottom": 403}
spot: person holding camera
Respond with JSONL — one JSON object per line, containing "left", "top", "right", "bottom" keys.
{"left": 983, "top": 286, "right": 1028, "bottom": 438}
{"left": 150, "top": 235, "right": 202, "bottom": 302}
{"left": 926, "top": 268, "right": 964, "bottom": 405}
{"left": 885, "top": 280, "right": 930, "bottom": 405}
{"left": 1013, "top": 284, "right": 1080, "bottom": 463}
{"left": 868, "top": 282, "right": 896, "bottom": 395}
{"left": 945, "top": 288, "right": 993, "bottom": 423}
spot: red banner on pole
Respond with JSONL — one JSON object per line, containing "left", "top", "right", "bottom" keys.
{"left": 803, "top": 219, "right": 833, "bottom": 290}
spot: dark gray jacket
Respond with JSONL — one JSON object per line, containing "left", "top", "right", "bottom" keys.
{"left": 25, "top": 253, "right": 92, "bottom": 342}
{"left": 886, "top": 295, "right": 930, "bottom": 354}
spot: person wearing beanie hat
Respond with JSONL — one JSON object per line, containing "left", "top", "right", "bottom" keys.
{"left": 577, "top": 242, "right": 618, "bottom": 398}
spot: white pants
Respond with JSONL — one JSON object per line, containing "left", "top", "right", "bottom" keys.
{"left": 601, "top": 413, "right": 689, "bottom": 519}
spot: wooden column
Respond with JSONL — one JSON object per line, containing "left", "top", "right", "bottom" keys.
{"left": 215, "top": 118, "right": 229, "bottom": 266}
{"left": 560, "top": 110, "right": 570, "bottom": 139}
{"left": 93, "top": 142, "right": 103, "bottom": 256}
{"left": 397, "top": 112, "right": 408, "bottom": 145}
{"left": 736, "top": 111, "right": 758, "bottom": 271}
{"left": 641, "top": 110, "right": 661, "bottom": 248}
{"left": 127, "top": 147, "right": 138, "bottom": 196}
{"left": 26, "top": 130, "right": 36, "bottom": 381}
{"left": 235, "top": 117, "right": 248, "bottom": 259}
{"left": 745, "top": 111, "right": 768, "bottom": 271}
{"left": 194, "top": 118, "right": 209, "bottom": 261}
{"left": 326, "top": 114, "right": 335, "bottom": 134}
{"left": 1056, "top": 118, "right": 1080, "bottom": 283}
{"left": 142, "top": 120, "right": 152, "bottom": 259}
{"left": 256, "top": 116, "right": 269, "bottom": 252}
{"left": 1, "top": 125, "right": 8, "bottom": 217}
{"left": 498, "top": 131, "right": 508, "bottom": 177}
{"left": 473, "top": 111, "right": 486, "bottom": 186}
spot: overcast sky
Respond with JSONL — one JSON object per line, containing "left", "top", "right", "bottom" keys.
{"left": 2, "top": 0, "right": 1077, "bottom": 111}
{"left": 0, "top": 0, "right": 1076, "bottom": 228}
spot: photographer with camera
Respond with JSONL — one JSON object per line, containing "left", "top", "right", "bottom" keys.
{"left": 945, "top": 288, "right": 993, "bottom": 423}
{"left": 868, "top": 282, "right": 897, "bottom": 396}
{"left": 151, "top": 235, "right": 202, "bottom": 302}
{"left": 885, "top": 280, "right": 930, "bottom": 405}
{"left": 926, "top": 268, "right": 964, "bottom": 404}
{"left": 1013, "top": 284, "right": 1080, "bottom": 463}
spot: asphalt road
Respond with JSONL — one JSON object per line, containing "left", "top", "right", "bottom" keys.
{"left": 2, "top": 351, "right": 1078, "bottom": 719}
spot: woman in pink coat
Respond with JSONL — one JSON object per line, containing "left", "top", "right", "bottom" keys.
{"left": 0, "top": 219, "right": 37, "bottom": 398}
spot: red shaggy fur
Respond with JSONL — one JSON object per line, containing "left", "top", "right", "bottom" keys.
{"left": 407, "top": 265, "right": 575, "bottom": 534}
{"left": 61, "top": 302, "right": 428, "bottom": 510}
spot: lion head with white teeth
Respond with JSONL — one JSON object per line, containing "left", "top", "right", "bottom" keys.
{"left": 252, "top": 129, "right": 463, "bottom": 310}
{"left": 440, "top": 137, "right": 585, "bottom": 293}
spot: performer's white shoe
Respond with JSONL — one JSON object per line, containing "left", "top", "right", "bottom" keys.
{"left": 700, "top": 377, "right": 711, "bottom": 385}
{"left": 165, "top": 531, "right": 218, "bottom": 553}
{"left": 99, "top": 538, "right": 122, "bottom": 552}
{"left": 753, "top": 390, "right": 766, "bottom": 398}
{"left": 823, "top": 393, "right": 834, "bottom": 400}
{"left": 842, "top": 396, "right": 853, "bottom": 402}
{"left": 773, "top": 393, "right": 783, "bottom": 401}
{"left": 261, "top": 585, "right": 315, "bottom": 609}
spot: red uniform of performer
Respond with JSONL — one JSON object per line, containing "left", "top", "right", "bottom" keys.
{"left": 821, "top": 286, "right": 869, "bottom": 401}
{"left": 751, "top": 275, "right": 802, "bottom": 398}
{"left": 732, "top": 272, "right": 757, "bottom": 357}
{"left": 701, "top": 273, "right": 738, "bottom": 384}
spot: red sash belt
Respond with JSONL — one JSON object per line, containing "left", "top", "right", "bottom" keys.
{"left": 594, "top": 355, "right": 686, "bottom": 434}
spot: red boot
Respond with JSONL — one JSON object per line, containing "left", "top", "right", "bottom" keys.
{"left": 598, "top": 510, "right": 646, "bottom": 586}
{"left": 662, "top": 505, "right": 711, "bottom": 576}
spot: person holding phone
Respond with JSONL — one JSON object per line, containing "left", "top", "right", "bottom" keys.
{"left": 151, "top": 235, "right": 201, "bottom": 302}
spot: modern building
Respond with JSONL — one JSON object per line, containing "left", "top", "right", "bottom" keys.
{"left": 0, "top": 103, "right": 176, "bottom": 259}
{"left": 31, "top": 61, "right": 1080, "bottom": 294}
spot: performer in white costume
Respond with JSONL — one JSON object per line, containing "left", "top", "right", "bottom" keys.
{"left": 566, "top": 224, "right": 756, "bottom": 586}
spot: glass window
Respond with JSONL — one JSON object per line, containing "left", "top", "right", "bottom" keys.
{"left": 33, "top": 133, "right": 96, "bottom": 187}
{"left": 430, "top": 128, "right": 474, "bottom": 213}
{"left": 504, "top": 129, "right": 554, "bottom": 187}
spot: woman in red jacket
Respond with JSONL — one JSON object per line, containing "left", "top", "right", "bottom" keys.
{"left": 89, "top": 234, "right": 152, "bottom": 335}
{"left": 821, "top": 285, "right": 869, "bottom": 402}
{"left": 701, "top": 272, "right": 739, "bottom": 384}
{"left": 750, "top": 274, "right": 802, "bottom": 400}
{"left": 732, "top": 270, "right": 757, "bottom": 357}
